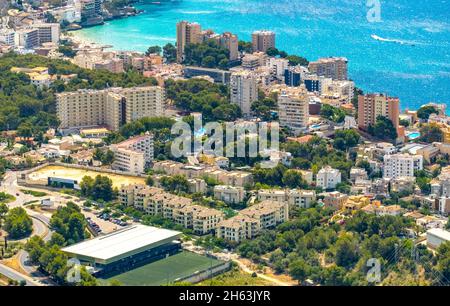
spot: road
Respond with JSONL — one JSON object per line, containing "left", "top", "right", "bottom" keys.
{"left": 1, "top": 170, "right": 54, "bottom": 285}
{"left": 0, "top": 262, "right": 42, "bottom": 286}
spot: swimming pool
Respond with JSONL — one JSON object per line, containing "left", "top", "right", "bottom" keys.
{"left": 407, "top": 132, "right": 421, "bottom": 140}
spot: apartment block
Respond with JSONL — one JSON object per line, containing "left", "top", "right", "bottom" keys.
{"left": 213, "top": 185, "right": 246, "bottom": 204}
{"left": 111, "top": 133, "right": 154, "bottom": 175}
{"left": 257, "top": 189, "right": 316, "bottom": 209}
{"left": 119, "top": 184, "right": 223, "bottom": 235}
{"left": 252, "top": 30, "right": 276, "bottom": 53}
{"left": 277, "top": 85, "right": 309, "bottom": 131}
{"left": 316, "top": 166, "right": 342, "bottom": 190}
{"left": 176, "top": 21, "right": 202, "bottom": 63}
{"left": 56, "top": 86, "right": 164, "bottom": 131}
{"left": 383, "top": 153, "right": 423, "bottom": 179}
{"left": 308, "top": 57, "right": 348, "bottom": 81}
{"left": 323, "top": 191, "right": 349, "bottom": 210}
{"left": 357, "top": 93, "right": 400, "bottom": 132}
{"left": 216, "top": 215, "right": 260, "bottom": 243}
{"left": 230, "top": 70, "right": 258, "bottom": 116}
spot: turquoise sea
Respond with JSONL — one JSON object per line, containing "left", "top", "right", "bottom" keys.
{"left": 75, "top": 0, "right": 450, "bottom": 111}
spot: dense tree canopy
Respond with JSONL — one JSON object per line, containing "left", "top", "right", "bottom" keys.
{"left": 3, "top": 207, "right": 32, "bottom": 239}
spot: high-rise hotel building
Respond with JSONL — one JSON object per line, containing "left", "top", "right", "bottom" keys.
{"left": 176, "top": 21, "right": 202, "bottom": 63}
{"left": 251, "top": 30, "right": 276, "bottom": 53}
{"left": 56, "top": 86, "right": 164, "bottom": 131}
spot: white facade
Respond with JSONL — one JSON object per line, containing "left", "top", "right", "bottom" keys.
{"left": 111, "top": 134, "right": 154, "bottom": 175}
{"left": 277, "top": 86, "right": 309, "bottom": 130}
{"left": 316, "top": 166, "right": 342, "bottom": 190}
{"left": 383, "top": 154, "right": 423, "bottom": 179}
{"left": 230, "top": 70, "right": 258, "bottom": 116}
{"left": 0, "top": 29, "right": 15, "bottom": 46}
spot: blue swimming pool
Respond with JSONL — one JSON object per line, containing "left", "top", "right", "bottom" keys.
{"left": 407, "top": 132, "right": 421, "bottom": 140}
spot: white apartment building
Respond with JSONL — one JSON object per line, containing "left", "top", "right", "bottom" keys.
{"left": 257, "top": 189, "right": 316, "bottom": 209}
{"left": 0, "top": 29, "right": 15, "bottom": 46}
{"left": 216, "top": 215, "right": 260, "bottom": 243}
{"left": 213, "top": 185, "right": 246, "bottom": 204}
{"left": 56, "top": 86, "right": 164, "bottom": 131}
{"left": 230, "top": 70, "right": 258, "bottom": 116}
{"left": 268, "top": 57, "right": 289, "bottom": 80}
{"left": 383, "top": 153, "right": 423, "bottom": 179}
{"left": 111, "top": 133, "right": 154, "bottom": 175}
{"left": 277, "top": 85, "right": 309, "bottom": 131}
{"left": 49, "top": 6, "right": 82, "bottom": 23}
{"left": 15, "top": 28, "right": 39, "bottom": 49}
{"left": 316, "top": 166, "right": 342, "bottom": 190}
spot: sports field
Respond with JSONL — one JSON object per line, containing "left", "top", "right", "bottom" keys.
{"left": 99, "top": 251, "right": 223, "bottom": 286}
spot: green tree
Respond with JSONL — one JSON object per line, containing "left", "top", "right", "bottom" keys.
{"left": 417, "top": 105, "right": 438, "bottom": 120}
{"left": 282, "top": 170, "right": 307, "bottom": 189}
{"left": 289, "top": 259, "right": 310, "bottom": 284}
{"left": 420, "top": 123, "right": 443, "bottom": 143}
{"left": 368, "top": 116, "right": 398, "bottom": 141}
{"left": 145, "top": 45, "right": 162, "bottom": 56}
{"left": 4, "top": 207, "right": 33, "bottom": 239}
{"left": 163, "top": 43, "right": 177, "bottom": 63}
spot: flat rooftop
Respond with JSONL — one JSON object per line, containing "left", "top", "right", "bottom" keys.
{"left": 62, "top": 225, "right": 181, "bottom": 264}
{"left": 427, "top": 228, "right": 450, "bottom": 241}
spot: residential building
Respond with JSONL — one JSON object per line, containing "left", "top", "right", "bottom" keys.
{"left": 323, "top": 191, "right": 349, "bottom": 210}
{"left": 0, "top": 29, "right": 15, "bottom": 46}
{"left": 257, "top": 189, "right": 316, "bottom": 209}
{"left": 350, "top": 167, "right": 368, "bottom": 183}
{"left": 383, "top": 154, "right": 423, "bottom": 179}
{"left": 216, "top": 215, "right": 260, "bottom": 243}
{"left": 277, "top": 85, "right": 309, "bottom": 131}
{"left": 119, "top": 184, "right": 223, "bottom": 235}
{"left": 308, "top": 57, "right": 348, "bottom": 81}
{"left": 33, "top": 23, "right": 60, "bottom": 44}
{"left": 230, "top": 70, "right": 258, "bottom": 116}
{"left": 240, "top": 200, "right": 288, "bottom": 229}
{"left": 15, "top": 28, "right": 39, "bottom": 49}
{"left": 176, "top": 21, "right": 202, "bottom": 62}
{"left": 251, "top": 30, "right": 275, "bottom": 53}
{"left": 316, "top": 166, "right": 342, "bottom": 190}
{"left": 213, "top": 185, "right": 246, "bottom": 204}
{"left": 219, "top": 32, "right": 239, "bottom": 61}
{"left": 56, "top": 86, "right": 164, "bottom": 131}
{"left": 111, "top": 133, "right": 154, "bottom": 175}
{"left": 357, "top": 93, "right": 401, "bottom": 137}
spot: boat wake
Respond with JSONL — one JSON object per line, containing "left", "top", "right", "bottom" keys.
{"left": 371, "top": 34, "right": 416, "bottom": 46}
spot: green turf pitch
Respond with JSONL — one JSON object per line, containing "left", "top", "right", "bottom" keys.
{"left": 100, "top": 251, "right": 223, "bottom": 286}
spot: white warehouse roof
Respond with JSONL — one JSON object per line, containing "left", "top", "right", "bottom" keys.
{"left": 62, "top": 225, "right": 181, "bottom": 265}
{"left": 427, "top": 228, "right": 450, "bottom": 241}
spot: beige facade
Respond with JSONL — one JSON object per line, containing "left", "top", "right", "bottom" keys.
{"left": 308, "top": 57, "right": 348, "bottom": 81}
{"left": 56, "top": 86, "right": 164, "bottom": 131}
{"left": 251, "top": 30, "right": 275, "bottom": 53}
{"left": 176, "top": 21, "right": 202, "bottom": 63}
{"left": 257, "top": 189, "right": 316, "bottom": 209}
{"left": 213, "top": 185, "right": 246, "bottom": 204}
{"left": 119, "top": 184, "right": 223, "bottom": 235}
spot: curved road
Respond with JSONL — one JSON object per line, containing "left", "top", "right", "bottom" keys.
{"left": 1, "top": 170, "right": 53, "bottom": 286}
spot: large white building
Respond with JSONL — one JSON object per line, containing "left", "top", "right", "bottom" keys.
{"left": 277, "top": 86, "right": 309, "bottom": 131}
{"left": 316, "top": 166, "right": 342, "bottom": 190}
{"left": 230, "top": 70, "right": 258, "bottom": 116}
{"left": 33, "top": 23, "right": 61, "bottom": 44}
{"left": 56, "top": 86, "right": 165, "bottom": 131}
{"left": 111, "top": 133, "right": 154, "bottom": 175}
{"left": 427, "top": 228, "right": 450, "bottom": 249}
{"left": 383, "top": 153, "right": 423, "bottom": 179}
{"left": 0, "top": 29, "right": 15, "bottom": 46}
